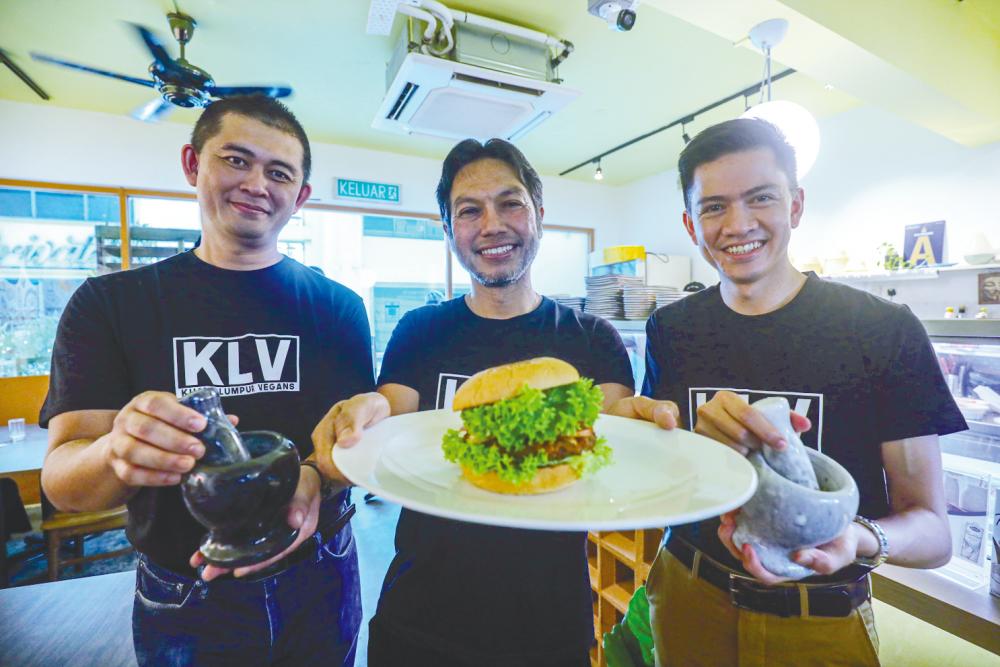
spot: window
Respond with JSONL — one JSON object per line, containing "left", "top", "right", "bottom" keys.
{"left": 290, "top": 211, "right": 448, "bottom": 375}
{"left": 0, "top": 181, "right": 596, "bottom": 381}
{"left": 0, "top": 185, "right": 119, "bottom": 377}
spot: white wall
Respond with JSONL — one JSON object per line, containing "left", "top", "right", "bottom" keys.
{"left": 616, "top": 105, "right": 1000, "bottom": 317}
{"left": 0, "top": 100, "right": 622, "bottom": 252}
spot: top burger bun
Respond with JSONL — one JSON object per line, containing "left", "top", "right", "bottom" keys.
{"left": 452, "top": 357, "right": 579, "bottom": 411}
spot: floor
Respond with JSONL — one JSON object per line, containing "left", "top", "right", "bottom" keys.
{"left": 4, "top": 489, "right": 402, "bottom": 667}
{"left": 350, "top": 489, "right": 401, "bottom": 667}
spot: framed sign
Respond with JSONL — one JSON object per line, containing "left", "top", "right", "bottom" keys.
{"left": 904, "top": 220, "right": 946, "bottom": 267}
{"left": 980, "top": 271, "right": 1000, "bottom": 305}
{"left": 336, "top": 178, "right": 400, "bottom": 205}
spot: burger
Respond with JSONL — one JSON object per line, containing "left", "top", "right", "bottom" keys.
{"left": 442, "top": 357, "right": 611, "bottom": 494}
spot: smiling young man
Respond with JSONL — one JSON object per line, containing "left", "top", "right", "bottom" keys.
{"left": 639, "top": 118, "right": 966, "bottom": 665}
{"left": 311, "top": 138, "right": 637, "bottom": 666}
{"left": 39, "top": 96, "right": 373, "bottom": 666}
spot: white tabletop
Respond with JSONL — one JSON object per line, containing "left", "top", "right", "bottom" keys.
{"left": 0, "top": 424, "right": 48, "bottom": 475}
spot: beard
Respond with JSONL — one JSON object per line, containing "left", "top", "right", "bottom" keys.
{"left": 456, "top": 235, "right": 540, "bottom": 288}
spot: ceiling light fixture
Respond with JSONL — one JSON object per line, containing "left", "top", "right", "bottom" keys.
{"left": 593, "top": 159, "right": 604, "bottom": 180}
{"left": 681, "top": 120, "right": 691, "bottom": 145}
{"left": 740, "top": 18, "right": 820, "bottom": 180}
{"left": 560, "top": 68, "right": 796, "bottom": 177}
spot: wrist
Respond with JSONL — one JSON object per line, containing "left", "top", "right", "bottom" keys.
{"left": 853, "top": 516, "right": 889, "bottom": 568}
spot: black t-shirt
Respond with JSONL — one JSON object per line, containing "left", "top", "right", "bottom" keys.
{"left": 375, "top": 296, "right": 634, "bottom": 664}
{"left": 40, "top": 251, "right": 375, "bottom": 575}
{"left": 642, "top": 272, "right": 967, "bottom": 578}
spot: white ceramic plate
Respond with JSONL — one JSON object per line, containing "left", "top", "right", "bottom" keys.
{"left": 333, "top": 410, "right": 757, "bottom": 531}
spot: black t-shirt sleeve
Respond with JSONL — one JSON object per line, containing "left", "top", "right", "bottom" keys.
{"left": 588, "top": 317, "right": 635, "bottom": 390}
{"left": 641, "top": 313, "right": 662, "bottom": 398}
{"left": 873, "top": 306, "right": 967, "bottom": 442}
{"left": 40, "top": 279, "right": 132, "bottom": 426}
{"left": 340, "top": 292, "right": 377, "bottom": 395}
{"left": 376, "top": 308, "right": 423, "bottom": 390}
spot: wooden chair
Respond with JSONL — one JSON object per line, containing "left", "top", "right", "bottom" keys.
{"left": 42, "top": 506, "right": 131, "bottom": 581}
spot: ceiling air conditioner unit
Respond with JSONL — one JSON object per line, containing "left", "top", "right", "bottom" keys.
{"left": 373, "top": 34, "right": 580, "bottom": 142}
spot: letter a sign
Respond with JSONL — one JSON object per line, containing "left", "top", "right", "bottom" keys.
{"left": 904, "top": 220, "right": 945, "bottom": 267}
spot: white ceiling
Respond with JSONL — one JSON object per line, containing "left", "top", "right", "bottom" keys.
{"left": 0, "top": 0, "right": 997, "bottom": 185}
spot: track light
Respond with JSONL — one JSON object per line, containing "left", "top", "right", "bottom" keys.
{"left": 681, "top": 122, "right": 691, "bottom": 144}
{"left": 593, "top": 159, "right": 604, "bottom": 180}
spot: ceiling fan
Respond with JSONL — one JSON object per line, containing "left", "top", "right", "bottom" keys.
{"left": 0, "top": 47, "right": 50, "bottom": 100}
{"left": 30, "top": 12, "right": 293, "bottom": 122}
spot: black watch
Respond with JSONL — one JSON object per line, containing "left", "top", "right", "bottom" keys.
{"left": 300, "top": 461, "right": 336, "bottom": 501}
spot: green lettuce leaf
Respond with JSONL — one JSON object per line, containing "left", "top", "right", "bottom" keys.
{"left": 441, "top": 379, "right": 611, "bottom": 484}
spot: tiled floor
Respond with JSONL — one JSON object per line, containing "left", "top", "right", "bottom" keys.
{"left": 350, "top": 488, "right": 401, "bottom": 667}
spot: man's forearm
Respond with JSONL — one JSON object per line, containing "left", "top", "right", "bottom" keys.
{"left": 871, "top": 507, "right": 951, "bottom": 569}
{"left": 42, "top": 437, "right": 138, "bottom": 512}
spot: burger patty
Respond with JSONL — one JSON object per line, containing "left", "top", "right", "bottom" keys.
{"left": 463, "top": 428, "right": 597, "bottom": 463}
{"left": 521, "top": 428, "right": 596, "bottom": 461}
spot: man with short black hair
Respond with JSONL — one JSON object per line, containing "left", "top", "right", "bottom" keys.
{"left": 314, "top": 138, "right": 641, "bottom": 666}
{"left": 633, "top": 118, "right": 966, "bottom": 665}
{"left": 41, "top": 95, "right": 372, "bottom": 666}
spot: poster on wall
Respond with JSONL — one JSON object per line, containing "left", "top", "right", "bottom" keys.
{"left": 980, "top": 272, "right": 1000, "bottom": 305}
{"left": 904, "top": 220, "right": 946, "bottom": 267}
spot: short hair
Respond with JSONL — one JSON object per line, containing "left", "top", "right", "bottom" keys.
{"left": 191, "top": 95, "right": 312, "bottom": 183}
{"left": 436, "top": 138, "right": 543, "bottom": 226}
{"left": 678, "top": 118, "right": 797, "bottom": 213}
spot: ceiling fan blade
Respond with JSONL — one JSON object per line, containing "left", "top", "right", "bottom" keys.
{"left": 0, "top": 49, "right": 50, "bottom": 100}
{"left": 131, "top": 97, "right": 174, "bottom": 122}
{"left": 131, "top": 24, "right": 179, "bottom": 73}
{"left": 208, "top": 85, "right": 293, "bottom": 99}
{"left": 30, "top": 52, "right": 156, "bottom": 88}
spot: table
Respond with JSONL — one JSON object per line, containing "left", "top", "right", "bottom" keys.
{"left": 0, "top": 570, "right": 136, "bottom": 666}
{"left": 0, "top": 423, "right": 47, "bottom": 505}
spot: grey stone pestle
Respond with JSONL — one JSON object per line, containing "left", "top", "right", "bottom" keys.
{"left": 756, "top": 397, "right": 819, "bottom": 490}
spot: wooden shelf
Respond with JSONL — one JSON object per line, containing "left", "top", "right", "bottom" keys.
{"left": 603, "top": 584, "right": 633, "bottom": 615}
{"left": 589, "top": 528, "right": 662, "bottom": 666}
{"left": 602, "top": 531, "right": 636, "bottom": 565}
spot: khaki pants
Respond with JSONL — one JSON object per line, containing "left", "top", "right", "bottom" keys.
{"left": 646, "top": 548, "right": 881, "bottom": 667}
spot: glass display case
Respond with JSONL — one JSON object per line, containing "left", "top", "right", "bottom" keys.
{"left": 924, "top": 319, "right": 1000, "bottom": 590}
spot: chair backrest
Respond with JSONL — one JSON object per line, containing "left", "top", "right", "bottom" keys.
{"left": 0, "top": 375, "right": 50, "bottom": 424}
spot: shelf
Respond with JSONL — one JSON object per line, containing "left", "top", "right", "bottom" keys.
{"left": 606, "top": 319, "right": 648, "bottom": 332}
{"left": 602, "top": 584, "right": 632, "bottom": 614}
{"left": 602, "top": 531, "right": 637, "bottom": 566}
{"left": 873, "top": 564, "right": 1000, "bottom": 656}
{"left": 824, "top": 262, "right": 1000, "bottom": 283}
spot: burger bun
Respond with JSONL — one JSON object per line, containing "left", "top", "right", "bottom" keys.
{"left": 453, "top": 357, "right": 579, "bottom": 411}
{"left": 460, "top": 462, "right": 580, "bottom": 495}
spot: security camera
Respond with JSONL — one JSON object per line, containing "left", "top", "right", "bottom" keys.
{"left": 587, "top": 0, "right": 638, "bottom": 32}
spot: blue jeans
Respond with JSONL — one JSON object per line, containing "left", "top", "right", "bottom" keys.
{"left": 132, "top": 524, "right": 360, "bottom": 666}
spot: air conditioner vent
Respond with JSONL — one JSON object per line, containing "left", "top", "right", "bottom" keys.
{"left": 387, "top": 82, "right": 419, "bottom": 121}
{"left": 450, "top": 73, "right": 544, "bottom": 97}
{"left": 373, "top": 52, "right": 579, "bottom": 141}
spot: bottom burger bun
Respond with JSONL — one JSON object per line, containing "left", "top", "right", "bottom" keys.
{"left": 460, "top": 462, "right": 580, "bottom": 495}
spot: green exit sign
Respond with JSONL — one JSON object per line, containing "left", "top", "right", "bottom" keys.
{"left": 336, "top": 178, "right": 400, "bottom": 205}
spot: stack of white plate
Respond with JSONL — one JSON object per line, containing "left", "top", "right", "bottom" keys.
{"left": 622, "top": 285, "right": 686, "bottom": 319}
{"left": 548, "top": 294, "right": 586, "bottom": 312}
{"left": 655, "top": 287, "right": 686, "bottom": 309}
{"left": 622, "top": 286, "right": 658, "bottom": 319}
{"left": 584, "top": 275, "right": 644, "bottom": 318}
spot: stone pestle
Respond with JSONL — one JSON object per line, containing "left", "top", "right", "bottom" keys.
{"left": 180, "top": 389, "right": 251, "bottom": 465}
{"left": 754, "top": 397, "right": 819, "bottom": 490}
